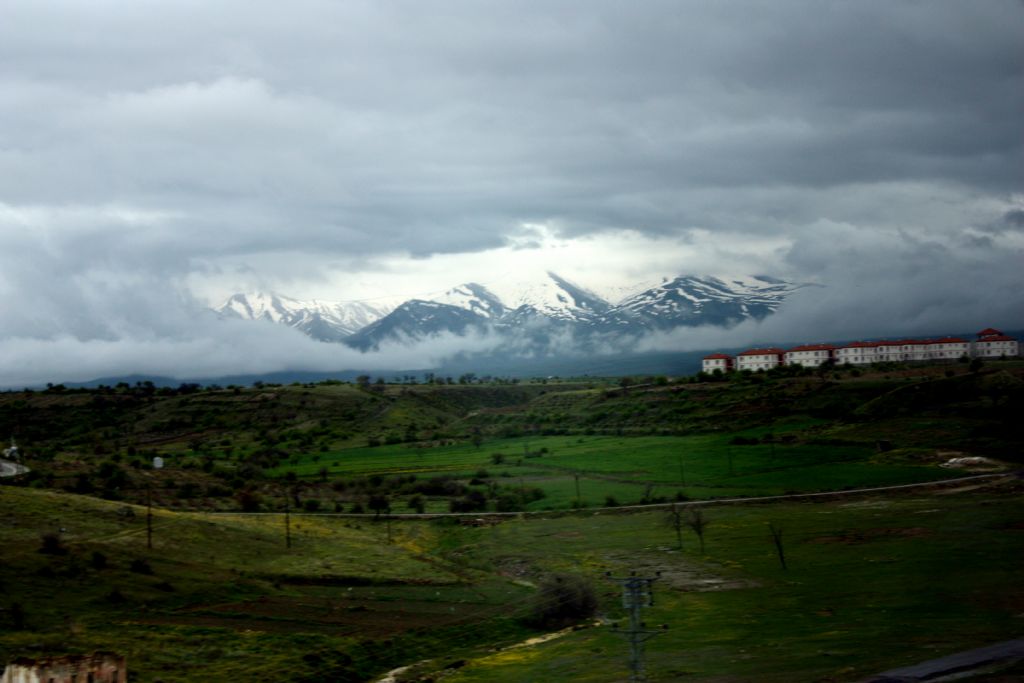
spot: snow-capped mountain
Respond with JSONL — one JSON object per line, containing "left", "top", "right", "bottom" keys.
{"left": 345, "top": 300, "right": 489, "bottom": 351}
{"left": 488, "top": 272, "right": 610, "bottom": 324}
{"left": 217, "top": 292, "right": 395, "bottom": 341}
{"left": 434, "top": 283, "right": 506, "bottom": 319}
{"left": 215, "top": 273, "right": 805, "bottom": 349}
{"left": 607, "top": 275, "right": 803, "bottom": 330}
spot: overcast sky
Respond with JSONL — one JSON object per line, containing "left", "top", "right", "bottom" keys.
{"left": 1, "top": 1, "right": 1022, "bottom": 385}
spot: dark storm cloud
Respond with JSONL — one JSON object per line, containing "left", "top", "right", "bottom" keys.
{"left": 0, "top": 1, "right": 1022, "bottom": 383}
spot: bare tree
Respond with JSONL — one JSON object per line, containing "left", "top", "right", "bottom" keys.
{"left": 768, "top": 522, "right": 787, "bottom": 570}
{"left": 664, "top": 503, "right": 685, "bottom": 549}
{"left": 686, "top": 508, "right": 710, "bottom": 554}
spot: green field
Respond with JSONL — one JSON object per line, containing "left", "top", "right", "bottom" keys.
{"left": 438, "top": 481, "right": 1024, "bottom": 682}
{"left": 270, "top": 432, "right": 954, "bottom": 510}
{"left": 2, "top": 479, "right": 1022, "bottom": 681}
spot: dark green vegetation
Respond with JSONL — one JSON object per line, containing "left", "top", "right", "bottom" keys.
{"left": 1, "top": 361, "right": 1022, "bottom": 681}
{"left": 3, "top": 363, "right": 1021, "bottom": 514}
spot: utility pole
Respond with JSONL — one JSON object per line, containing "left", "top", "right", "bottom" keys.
{"left": 284, "top": 497, "right": 292, "bottom": 549}
{"left": 606, "top": 571, "right": 667, "bottom": 682}
{"left": 574, "top": 474, "right": 581, "bottom": 506}
{"left": 146, "top": 486, "right": 153, "bottom": 550}
{"left": 677, "top": 454, "right": 686, "bottom": 486}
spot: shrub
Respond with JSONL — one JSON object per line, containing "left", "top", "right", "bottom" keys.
{"left": 130, "top": 559, "right": 153, "bottom": 575}
{"left": 303, "top": 499, "right": 322, "bottom": 512}
{"left": 39, "top": 532, "right": 67, "bottom": 556}
{"left": 526, "top": 574, "right": 597, "bottom": 628}
{"left": 90, "top": 551, "right": 108, "bottom": 570}
{"left": 236, "top": 490, "right": 262, "bottom": 512}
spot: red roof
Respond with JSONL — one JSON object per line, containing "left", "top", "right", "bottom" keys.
{"left": 703, "top": 353, "right": 733, "bottom": 360}
{"left": 787, "top": 344, "right": 836, "bottom": 352}
{"left": 927, "top": 337, "right": 967, "bottom": 344}
{"left": 738, "top": 348, "right": 785, "bottom": 356}
{"left": 978, "top": 334, "right": 1016, "bottom": 343}
{"left": 978, "top": 328, "right": 1002, "bottom": 336}
{"left": 839, "top": 341, "right": 881, "bottom": 349}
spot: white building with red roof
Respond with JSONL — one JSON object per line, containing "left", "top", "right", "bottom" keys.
{"left": 784, "top": 343, "right": 836, "bottom": 367}
{"left": 972, "top": 328, "right": 1019, "bottom": 358}
{"left": 923, "top": 337, "right": 970, "bottom": 360}
{"left": 834, "top": 341, "right": 881, "bottom": 365}
{"left": 702, "top": 326, "right": 1016, "bottom": 374}
{"left": 736, "top": 348, "right": 785, "bottom": 372}
{"left": 701, "top": 353, "right": 734, "bottom": 373}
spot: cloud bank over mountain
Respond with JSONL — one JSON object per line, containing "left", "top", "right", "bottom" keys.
{"left": 0, "top": 1, "right": 1021, "bottom": 384}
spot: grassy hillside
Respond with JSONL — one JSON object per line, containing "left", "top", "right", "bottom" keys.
{"left": 0, "top": 486, "right": 534, "bottom": 682}
{"left": 1, "top": 478, "right": 1022, "bottom": 681}
{"left": 438, "top": 477, "right": 1024, "bottom": 682}
{"left": 1, "top": 361, "right": 1022, "bottom": 680}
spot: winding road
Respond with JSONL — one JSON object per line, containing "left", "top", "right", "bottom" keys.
{"left": 0, "top": 458, "right": 29, "bottom": 478}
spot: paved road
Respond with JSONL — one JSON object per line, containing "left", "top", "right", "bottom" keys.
{"left": 864, "top": 638, "right": 1024, "bottom": 681}
{"left": 0, "top": 458, "right": 29, "bottom": 477}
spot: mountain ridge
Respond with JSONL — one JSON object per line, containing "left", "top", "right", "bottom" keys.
{"left": 215, "top": 273, "right": 806, "bottom": 350}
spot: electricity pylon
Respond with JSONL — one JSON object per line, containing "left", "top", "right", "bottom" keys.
{"left": 606, "top": 571, "right": 668, "bottom": 682}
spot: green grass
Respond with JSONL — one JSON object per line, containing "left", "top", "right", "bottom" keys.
{"left": 2, "top": 476, "right": 1022, "bottom": 681}
{"left": 272, "top": 432, "right": 953, "bottom": 509}
{"left": 0, "top": 487, "right": 532, "bottom": 682}
{"left": 437, "top": 484, "right": 1024, "bottom": 682}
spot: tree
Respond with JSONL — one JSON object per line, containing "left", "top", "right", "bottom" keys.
{"left": 686, "top": 508, "right": 710, "bottom": 554}
{"left": 355, "top": 375, "right": 371, "bottom": 389}
{"left": 618, "top": 376, "right": 634, "bottom": 394}
{"left": 664, "top": 503, "right": 685, "bottom": 549}
{"left": 768, "top": 522, "right": 787, "bottom": 570}
{"left": 526, "top": 574, "right": 597, "bottom": 628}
{"left": 367, "top": 494, "right": 390, "bottom": 520}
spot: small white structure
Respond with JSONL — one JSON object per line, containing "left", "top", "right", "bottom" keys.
{"left": 784, "top": 344, "right": 836, "bottom": 367}
{"left": 2, "top": 437, "right": 18, "bottom": 461}
{"left": 701, "top": 353, "right": 734, "bottom": 373}
{"left": 2, "top": 652, "right": 125, "bottom": 683}
{"left": 736, "top": 348, "right": 785, "bottom": 372}
{"left": 152, "top": 456, "right": 164, "bottom": 470}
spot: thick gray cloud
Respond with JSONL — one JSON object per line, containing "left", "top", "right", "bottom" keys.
{"left": 0, "top": 1, "right": 1022, "bottom": 384}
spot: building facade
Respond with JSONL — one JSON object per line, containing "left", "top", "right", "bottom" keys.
{"left": 710, "top": 328, "right": 1015, "bottom": 372}
{"left": 784, "top": 344, "right": 836, "bottom": 367}
{"left": 701, "top": 353, "right": 734, "bottom": 373}
{"left": 972, "top": 328, "right": 1019, "bottom": 358}
{"left": 736, "top": 348, "right": 785, "bottom": 372}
